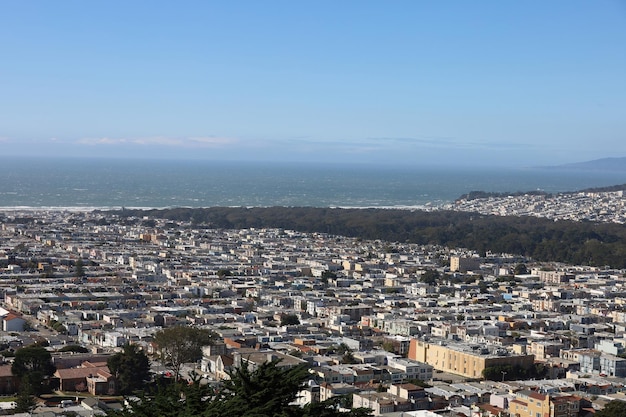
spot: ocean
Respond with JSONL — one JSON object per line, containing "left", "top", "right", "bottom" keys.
{"left": 0, "top": 157, "right": 625, "bottom": 210}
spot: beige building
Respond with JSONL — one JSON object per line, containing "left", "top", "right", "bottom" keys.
{"left": 510, "top": 390, "right": 580, "bottom": 417}
{"left": 408, "top": 339, "right": 534, "bottom": 379}
{"left": 353, "top": 390, "right": 412, "bottom": 415}
{"left": 537, "top": 270, "right": 574, "bottom": 284}
{"left": 530, "top": 340, "right": 565, "bottom": 360}
{"left": 449, "top": 256, "right": 480, "bottom": 273}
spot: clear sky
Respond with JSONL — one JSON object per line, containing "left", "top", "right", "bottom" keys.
{"left": 1, "top": 1, "right": 625, "bottom": 167}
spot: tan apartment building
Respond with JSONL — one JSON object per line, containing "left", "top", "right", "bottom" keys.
{"left": 510, "top": 390, "right": 580, "bottom": 417}
{"left": 408, "top": 339, "right": 535, "bottom": 379}
{"left": 536, "top": 271, "right": 574, "bottom": 284}
{"left": 450, "top": 256, "right": 480, "bottom": 273}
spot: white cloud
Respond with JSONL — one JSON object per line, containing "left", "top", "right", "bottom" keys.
{"left": 132, "top": 137, "right": 183, "bottom": 146}
{"left": 188, "top": 136, "right": 238, "bottom": 146}
{"left": 77, "top": 137, "right": 129, "bottom": 145}
{"left": 75, "top": 136, "right": 238, "bottom": 148}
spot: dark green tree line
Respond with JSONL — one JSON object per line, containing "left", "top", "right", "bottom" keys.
{"left": 112, "top": 207, "right": 626, "bottom": 268}
{"left": 482, "top": 363, "right": 547, "bottom": 381}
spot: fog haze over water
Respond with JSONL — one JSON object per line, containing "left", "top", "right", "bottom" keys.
{"left": 1, "top": 158, "right": 624, "bottom": 209}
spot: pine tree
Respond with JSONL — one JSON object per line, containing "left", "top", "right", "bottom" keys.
{"left": 107, "top": 344, "right": 150, "bottom": 395}
{"left": 74, "top": 258, "right": 85, "bottom": 277}
{"left": 108, "top": 359, "right": 372, "bottom": 417}
{"left": 204, "top": 359, "right": 310, "bottom": 417}
{"left": 11, "top": 346, "right": 56, "bottom": 394}
{"left": 14, "top": 378, "right": 37, "bottom": 413}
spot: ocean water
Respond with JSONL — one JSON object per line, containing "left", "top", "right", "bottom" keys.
{"left": 0, "top": 157, "right": 625, "bottom": 209}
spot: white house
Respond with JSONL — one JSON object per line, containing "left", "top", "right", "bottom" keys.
{"left": 2, "top": 312, "right": 26, "bottom": 332}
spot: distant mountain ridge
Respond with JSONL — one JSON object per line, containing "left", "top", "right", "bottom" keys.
{"left": 548, "top": 157, "right": 626, "bottom": 171}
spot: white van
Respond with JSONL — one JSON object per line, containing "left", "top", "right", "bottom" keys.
{"left": 60, "top": 400, "right": 74, "bottom": 408}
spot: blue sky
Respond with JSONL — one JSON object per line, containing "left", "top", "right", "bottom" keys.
{"left": 1, "top": 1, "right": 625, "bottom": 166}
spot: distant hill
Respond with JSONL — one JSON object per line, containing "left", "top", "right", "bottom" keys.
{"left": 547, "top": 157, "right": 626, "bottom": 171}
{"left": 577, "top": 183, "right": 626, "bottom": 193}
{"left": 456, "top": 184, "right": 626, "bottom": 202}
{"left": 457, "top": 189, "right": 551, "bottom": 201}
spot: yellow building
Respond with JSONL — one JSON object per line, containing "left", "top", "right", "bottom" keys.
{"left": 408, "top": 339, "right": 534, "bottom": 379}
{"left": 510, "top": 390, "right": 580, "bottom": 417}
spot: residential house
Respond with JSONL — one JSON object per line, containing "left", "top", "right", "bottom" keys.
{"left": 319, "top": 382, "right": 358, "bottom": 402}
{"left": 353, "top": 390, "right": 412, "bottom": 416}
{"left": 54, "top": 361, "right": 116, "bottom": 395}
{"left": 201, "top": 354, "right": 234, "bottom": 380}
{"left": 0, "top": 365, "right": 17, "bottom": 395}
{"left": 387, "top": 382, "right": 429, "bottom": 410}
{"left": 509, "top": 390, "right": 580, "bottom": 417}
{"left": 2, "top": 311, "right": 26, "bottom": 332}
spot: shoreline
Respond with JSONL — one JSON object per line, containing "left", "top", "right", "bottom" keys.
{"left": 0, "top": 204, "right": 443, "bottom": 213}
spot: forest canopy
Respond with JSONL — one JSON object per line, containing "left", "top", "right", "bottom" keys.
{"left": 111, "top": 207, "right": 626, "bottom": 269}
